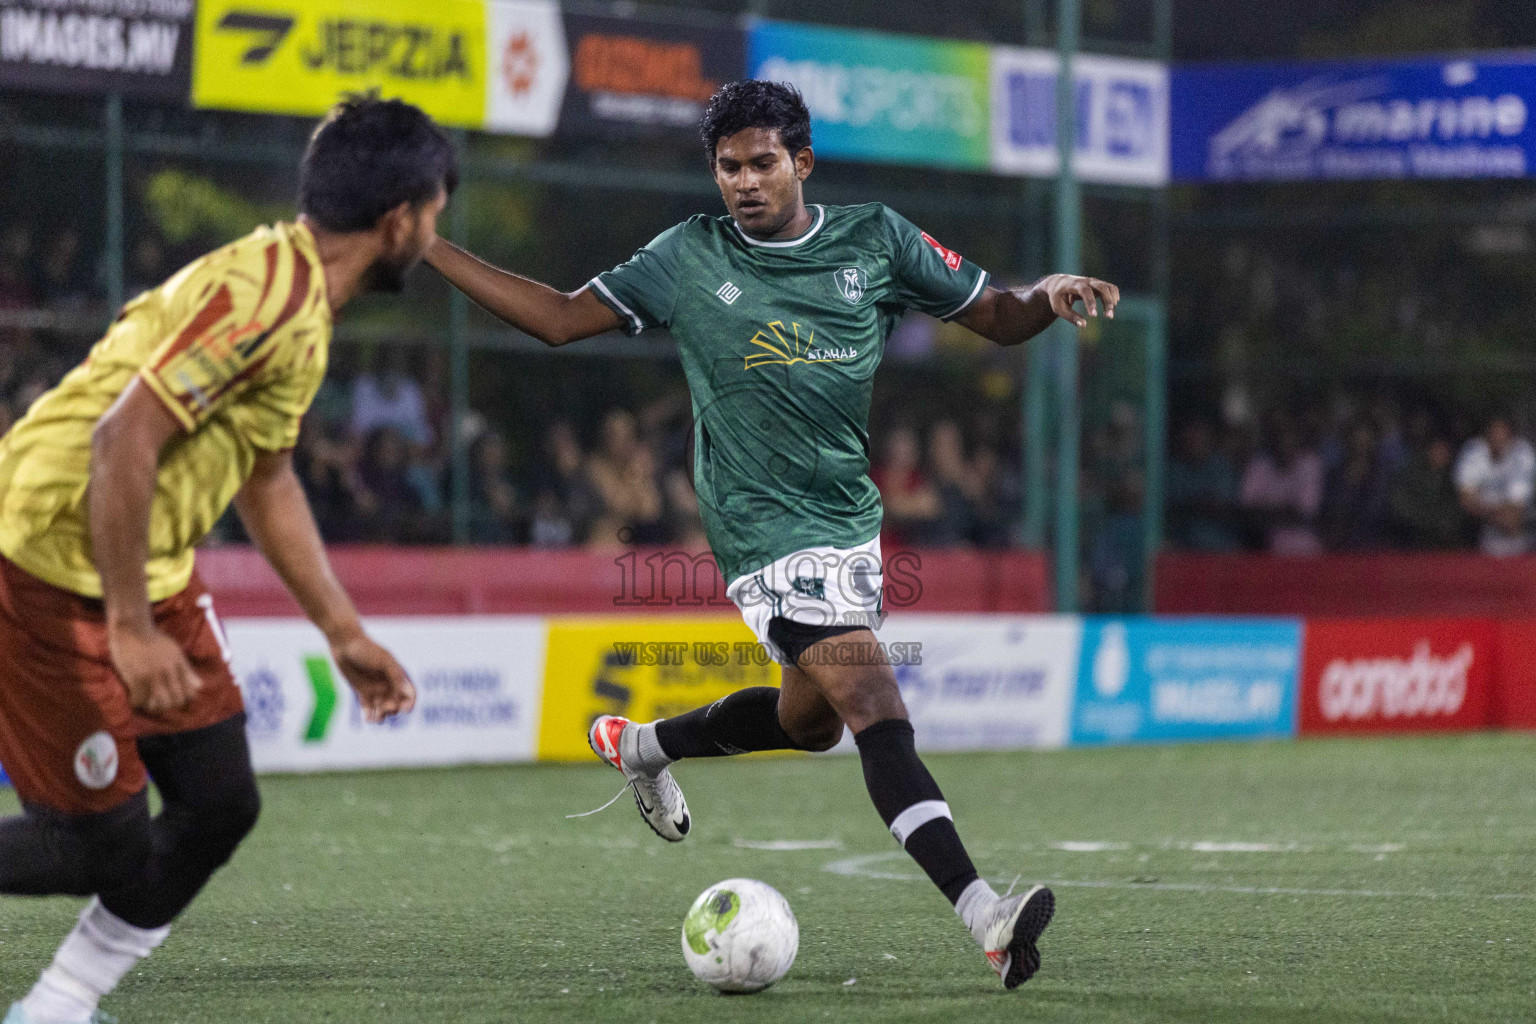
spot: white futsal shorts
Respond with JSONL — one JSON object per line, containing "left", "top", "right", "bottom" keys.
{"left": 725, "top": 535, "right": 885, "bottom": 665}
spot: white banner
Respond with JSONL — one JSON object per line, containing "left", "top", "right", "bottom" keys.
{"left": 484, "top": 0, "right": 568, "bottom": 138}
{"left": 991, "top": 48, "right": 1169, "bottom": 186}
{"left": 832, "top": 615, "right": 1081, "bottom": 753}
{"left": 227, "top": 617, "right": 546, "bottom": 773}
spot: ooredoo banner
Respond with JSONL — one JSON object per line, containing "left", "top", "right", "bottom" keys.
{"left": 1, "top": 0, "right": 194, "bottom": 100}
{"left": 228, "top": 617, "right": 546, "bottom": 772}
{"left": 1298, "top": 618, "right": 1495, "bottom": 735}
{"left": 558, "top": 12, "right": 743, "bottom": 139}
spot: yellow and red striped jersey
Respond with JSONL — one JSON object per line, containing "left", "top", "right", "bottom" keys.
{"left": 0, "top": 221, "right": 330, "bottom": 600}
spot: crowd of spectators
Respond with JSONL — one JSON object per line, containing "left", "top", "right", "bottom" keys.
{"left": 1166, "top": 400, "right": 1536, "bottom": 558}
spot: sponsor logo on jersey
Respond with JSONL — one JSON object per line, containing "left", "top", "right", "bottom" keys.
{"left": 921, "top": 231, "right": 964, "bottom": 272}
{"left": 743, "top": 320, "right": 858, "bottom": 369}
{"left": 1319, "top": 642, "right": 1472, "bottom": 722}
{"left": 834, "top": 266, "right": 867, "bottom": 304}
{"left": 716, "top": 281, "right": 742, "bottom": 305}
{"left": 74, "top": 731, "right": 119, "bottom": 791}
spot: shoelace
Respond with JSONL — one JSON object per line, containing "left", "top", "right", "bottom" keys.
{"left": 1002, "top": 874, "right": 1022, "bottom": 899}
{"left": 565, "top": 781, "right": 633, "bottom": 820}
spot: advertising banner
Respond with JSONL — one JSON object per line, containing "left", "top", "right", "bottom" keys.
{"left": 1070, "top": 618, "right": 1302, "bottom": 745}
{"left": 483, "top": 0, "right": 566, "bottom": 137}
{"left": 193, "top": 0, "right": 488, "bottom": 128}
{"left": 830, "top": 615, "right": 1079, "bottom": 753}
{"left": 990, "top": 48, "right": 1169, "bottom": 185}
{"left": 1172, "top": 53, "right": 1536, "bottom": 182}
{"left": 558, "top": 12, "right": 742, "bottom": 139}
{"left": 1298, "top": 618, "right": 1495, "bottom": 735}
{"left": 228, "top": 617, "right": 546, "bottom": 772}
{"left": 0, "top": 0, "right": 194, "bottom": 100}
{"left": 539, "top": 617, "right": 772, "bottom": 761}
{"left": 748, "top": 20, "right": 991, "bottom": 170}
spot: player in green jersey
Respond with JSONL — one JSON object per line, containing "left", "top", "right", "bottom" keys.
{"left": 425, "top": 81, "right": 1117, "bottom": 990}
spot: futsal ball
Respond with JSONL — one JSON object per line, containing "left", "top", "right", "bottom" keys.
{"left": 681, "top": 878, "right": 799, "bottom": 993}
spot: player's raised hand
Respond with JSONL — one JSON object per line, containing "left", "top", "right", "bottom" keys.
{"left": 109, "top": 622, "right": 203, "bottom": 714}
{"left": 332, "top": 633, "right": 417, "bottom": 724}
{"left": 1039, "top": 274, "right": 1120, "bottom": 328}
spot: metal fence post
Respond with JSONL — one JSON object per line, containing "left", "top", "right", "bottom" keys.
{"left": 449, "top": 130, "right": 471, "bottom": 545}
{"left": 1053, "top": 0, "right": 1082, "bottom": 612}
{"left": 104, "top": 93, "right": 124, "bottom": 317}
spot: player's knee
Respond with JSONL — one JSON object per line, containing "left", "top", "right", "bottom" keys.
{"left": 194, "top": 782, "right": 261, "bottom": 866}
{"left": 788, "top": 717, "right": 843, "bottom": 752}
{"left": 56, "top": 800, "right": 154, "bottom": 893}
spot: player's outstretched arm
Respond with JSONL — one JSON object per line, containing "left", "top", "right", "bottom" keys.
{"left": 233, "top": 450, "right": 416, "bottom": 723}
{"left": 90, "top": 378, "right": 206, "bottom": 714}
{"left": 956, "top": 274, "right": 1120, "bottom": 346}
{"left": 425, "top": 237, "right": 623, "bottom": 346}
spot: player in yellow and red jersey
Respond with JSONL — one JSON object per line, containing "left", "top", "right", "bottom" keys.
{"left": 0, "top": 96, "right": 453, "bottom": 1024}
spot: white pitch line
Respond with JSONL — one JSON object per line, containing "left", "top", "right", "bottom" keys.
{"left": 734, "top": 838, "right": 845, "bottom": 851}
{"left": 821, "top": 851, "right": 1535, "bottom": 901}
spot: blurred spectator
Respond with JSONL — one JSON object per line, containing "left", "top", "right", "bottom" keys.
{"left": 356, "top": 426, "right": 439, "bottom": 543}
{"left": 1319, "top": 422, "right": 1389, "bottom": 550}
{"left": 1387, "top": 434, "right": 1466, "bottom": 550}
{"left": 586, "top": 409, "right": 666, "bottom": 546}
{"left": 124, "top": 236, "right": 166, "bottom": 300}
{"left": 1240, "top": 422, "right": 1324, "bottom": 555}
{"left": 1165, "top": 418, "right": 1240, "bottom": 551}
{"left": 529, "top": 420, "right": 598, "bottom": 546}
{"left": 293, "top": 419, "right": 368, "bottom": 542}
{"left": 351, "top": 347, "right": 433, "bottom": 447}
{"left": 926, "top": 420, "right": 983, "bottom": 546}
{"left": 467, "top": 431, "right": 521, "bottom": 544}
{"left": 37, "top": 228, "right": 89, "bottom": 311}
{"left": 872, "top": 425, "right": 940, "bottom": 547}
{"left": 1455, "top": 414, "right": 1535, "bottom": 556}
{"left": 0, "top": 227, "right": 36, "bottom": 310}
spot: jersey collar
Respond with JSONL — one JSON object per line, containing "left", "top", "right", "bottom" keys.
{"left": 732, "top": 205, "right": 826, "bottom": 249}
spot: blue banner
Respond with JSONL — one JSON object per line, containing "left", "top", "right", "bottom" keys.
{"left": 1071, "top": 618, "right": 1301, "bottom": 745}
{"left": 748, "top": 20, "right": 993, "bottom": 170}
{"left": 1172, "top": 53, "right": 1536, "bottom": 182}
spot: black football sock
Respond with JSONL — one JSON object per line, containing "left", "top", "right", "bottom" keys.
{"left": 854, "top": 718, "right": 980, "bottom": 905}
{"left": 653, "top": 687, "right": 806, "bottom": 761}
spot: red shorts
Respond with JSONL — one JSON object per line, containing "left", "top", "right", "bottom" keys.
{"left": 0, "top": 556, "right": 245, "bottom": 814}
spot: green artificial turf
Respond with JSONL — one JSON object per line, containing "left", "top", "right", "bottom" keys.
{"left": 2, "top": 734, "right": 1533, "bottom": 1023}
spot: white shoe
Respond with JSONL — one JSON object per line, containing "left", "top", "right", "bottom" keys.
{"left": 979, "top": 885, "right": 1055, "bottom": 989}
{"left": 587, "top": 716, "right": 690, "bottom": 842}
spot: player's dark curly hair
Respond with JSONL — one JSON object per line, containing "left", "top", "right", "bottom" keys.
{"left": 699, "top": 80, "right": 812, "bottom": 166}
{"left": 299, "top": 94, "right": 459, "bottom": 233}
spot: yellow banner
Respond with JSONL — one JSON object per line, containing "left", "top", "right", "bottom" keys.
{"left": 193, "top": 0, "right": 485, "bottom": 128}
{"left": 538, "top": 617, "right": 779, "bottom": 762}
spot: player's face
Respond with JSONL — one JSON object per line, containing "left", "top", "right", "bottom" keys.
{"left": 365, "top": 186, "right": 449, "bottom": 294}
{"left": 712, "top": 128, "right": 812, "bottom": 238}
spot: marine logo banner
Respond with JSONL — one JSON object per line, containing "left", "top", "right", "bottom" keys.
{"left": 1172, "top": 54, "right": 1536, "bottom": 182}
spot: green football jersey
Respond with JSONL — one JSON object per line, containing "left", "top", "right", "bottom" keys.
{"left": 589, "top": 202, "right": 990, "bottom": 583}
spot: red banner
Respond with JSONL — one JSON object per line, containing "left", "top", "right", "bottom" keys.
{"left": 1299, "top": 619, "right": 1496, "bottom": 735}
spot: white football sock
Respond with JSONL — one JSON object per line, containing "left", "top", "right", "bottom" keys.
{"left": 20, "top": 898, "right": 170, "bottom": 1024}
{"left": 955, "top": 878, "right": 999, "bottom": 945}
{"left": 621, "top": 720, "right": 674, "bottom": 776}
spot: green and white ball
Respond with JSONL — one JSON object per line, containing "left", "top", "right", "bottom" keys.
{"left": 681, "top": 878, "right": 799, "bottom": 993}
